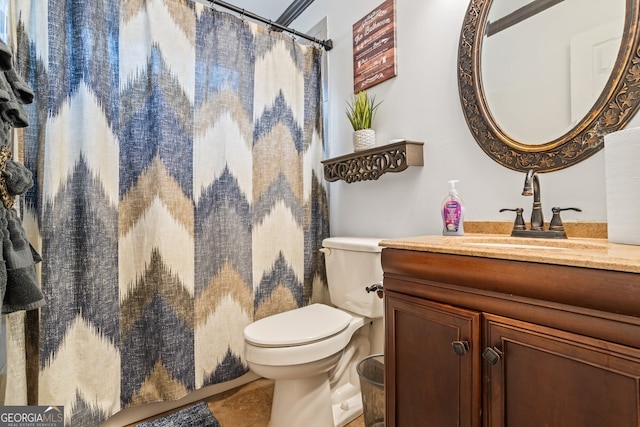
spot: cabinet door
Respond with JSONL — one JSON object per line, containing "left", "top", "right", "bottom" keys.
{"left": 484, "top": 313, "right": 640, "bottom": 427}
{"left": 385, "top": 289, "right": 481, "bottom": 427}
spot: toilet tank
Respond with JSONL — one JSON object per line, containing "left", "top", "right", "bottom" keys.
{"left": 321, "top": 237, "right": 384, "bottom": 318}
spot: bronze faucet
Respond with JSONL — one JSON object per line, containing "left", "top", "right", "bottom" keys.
{"left": 499, "top": 170, "right": 582, "bottom": 239}
{"left": 522, "top": 169, "right": 544, "bottom": 230}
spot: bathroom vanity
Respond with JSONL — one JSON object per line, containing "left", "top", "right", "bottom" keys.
{"left": 380, "top": 235, "right": 640, "bottom": 427}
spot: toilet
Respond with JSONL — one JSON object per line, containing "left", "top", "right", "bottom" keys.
{"left": 243, "top": 237, "right": 384, "bottom": 427}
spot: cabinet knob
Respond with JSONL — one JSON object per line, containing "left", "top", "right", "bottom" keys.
{"left": 451, "top": 340, "right": 470, "bottom": 356}
{"left": 482, "top": 346, "right": 503, "bottom": 365}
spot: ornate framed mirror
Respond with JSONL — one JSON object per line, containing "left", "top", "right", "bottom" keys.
{"left": 458, "top": 0, "right": 640, "bottom": 172}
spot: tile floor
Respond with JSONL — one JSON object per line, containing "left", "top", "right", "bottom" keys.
{"left": 136, "top": 378, "right": 365, "bottom": 426}
{"left": 206, "top": 379, "right": 365, "bottom": 427}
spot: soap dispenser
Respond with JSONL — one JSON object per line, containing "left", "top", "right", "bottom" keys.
{"left": 442, "top": 180, "right": 465, "bottom": 236}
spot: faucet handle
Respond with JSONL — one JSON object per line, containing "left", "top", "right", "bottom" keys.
{"left": 499, "top": 208, "right": 526, "bottom": 231}
{"left": 549, "top": 207, "right": 582, "bottom": 231}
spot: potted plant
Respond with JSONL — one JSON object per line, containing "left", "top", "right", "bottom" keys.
{"left": 346, "top": 90, "right": 382, "bottom": 151}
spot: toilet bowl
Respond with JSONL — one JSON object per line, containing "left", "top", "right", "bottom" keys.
{"left": 243, "top": 237, "right": 384, "bottom": 427}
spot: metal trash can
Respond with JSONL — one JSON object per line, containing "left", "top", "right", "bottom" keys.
{"left": 357, "top": 353, "right": 384, "bottom": 427}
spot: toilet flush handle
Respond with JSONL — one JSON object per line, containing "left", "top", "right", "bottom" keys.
{"left": 366, "top": 283, "right": 384, "bottom": 299}
{"left": 319, "top": 247, "right": 331, "bottom": 255}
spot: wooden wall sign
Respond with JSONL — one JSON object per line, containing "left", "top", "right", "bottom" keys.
{"left": 352, "top": 0, "right": 397, "bottom": 92}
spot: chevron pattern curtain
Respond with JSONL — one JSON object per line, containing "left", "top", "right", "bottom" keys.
{"left": 9, "top": 0, "right": 328, "bottom": 424}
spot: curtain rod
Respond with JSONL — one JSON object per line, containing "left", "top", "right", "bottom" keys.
{"left": 206, "top": 0, "right": 333, "bottom": 50}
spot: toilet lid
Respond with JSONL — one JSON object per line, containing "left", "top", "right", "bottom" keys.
{"left": 244, "top": 304, "right": 352, "bottom": 347}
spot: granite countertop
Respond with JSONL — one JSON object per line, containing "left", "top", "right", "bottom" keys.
{"left": 379, "top": 234, "right": 640, "bottom": 274}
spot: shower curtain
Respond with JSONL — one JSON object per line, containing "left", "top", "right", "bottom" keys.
{"left": 7, "top": 0, "right": 329, "bottom": 424}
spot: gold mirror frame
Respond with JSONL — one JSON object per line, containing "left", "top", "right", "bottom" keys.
{"left": 458, "top": 0, "right": 640, "bottom": 172}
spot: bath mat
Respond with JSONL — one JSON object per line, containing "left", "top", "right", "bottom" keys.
{"left": 137, "top": 402, "right": 220, "bottom": 427}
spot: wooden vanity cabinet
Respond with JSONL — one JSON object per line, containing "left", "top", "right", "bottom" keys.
{"left": 385, "top": 291, "right": 481, "bottom": 427}
{"left": 382, "top": 248, "right": 640, "bottom": 427}
{"left": 484, "top": 314, "right": 640, "bottom": 427}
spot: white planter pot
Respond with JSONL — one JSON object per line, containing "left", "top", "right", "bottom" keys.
{"left": 353, "top": 129, "right": 376, "bottom": 152}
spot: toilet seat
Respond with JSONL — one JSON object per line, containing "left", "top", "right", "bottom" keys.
{"left": 244, "top": 304, "right": 352, "bottom": 347}
{"left": 244, "top": 305, "right": 366, "bottom": 366}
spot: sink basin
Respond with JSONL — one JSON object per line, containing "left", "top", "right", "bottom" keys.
{"left": 444, "top": 235, "right": 606, "bottom": 251}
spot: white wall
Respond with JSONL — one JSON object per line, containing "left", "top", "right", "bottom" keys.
{"left": 293, "top": 0, "right": 637, "bottom": 239}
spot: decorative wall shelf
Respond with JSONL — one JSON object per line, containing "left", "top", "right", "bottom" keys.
{"left": 322, "top": 140, "right": 424, "bottom": 183}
